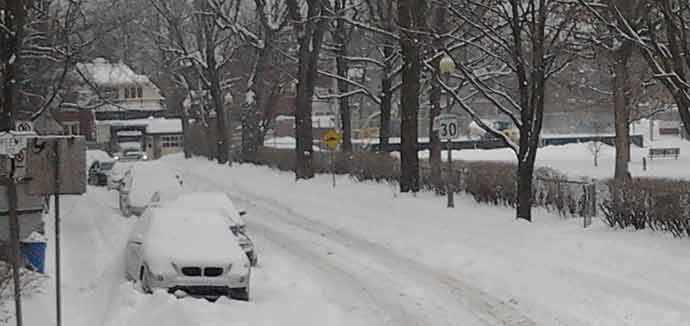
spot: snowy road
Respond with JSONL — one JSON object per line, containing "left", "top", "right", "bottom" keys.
{"left": 183, "top": 169, "right": 536, "bottom": 326}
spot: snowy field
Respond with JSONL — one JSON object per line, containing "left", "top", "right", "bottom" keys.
{"left": 416, "top": 136, "right": 690, "bottom": 180}
{"left": 12, "top": 144, "right": 690, "bottom": 326}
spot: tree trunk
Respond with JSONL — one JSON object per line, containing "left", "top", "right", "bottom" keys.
{"left": 209, "top": 71, "right": 229, "bottom": 164}
{"left": 334, "top": 0, "right": 352, "bottom": 153}
{"left": 242, "top": 33, "right": 272, "bottom": 163}
{"left": 398, "top": 0, "right": 423, "bottom": 193}
{"left": 612, "top": 47, "right": 631, "bottom": 180}
{"left": 292, "top": 1, "right": 327, "bottom": 180}
{"left": 516, "top": 158, "right": 535, "bottom": 221}
{"left": 379, "top": 46, "right": 393, "bottom": 150}
{"left": 428, "top": 3, "right": 446, "bottom": 194}
{"left": 180, "top": 100, "right": 191, "bottom": 158}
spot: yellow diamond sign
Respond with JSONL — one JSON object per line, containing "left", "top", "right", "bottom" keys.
{"left": 322, "top": 129, "right": 343, "bottom": 150}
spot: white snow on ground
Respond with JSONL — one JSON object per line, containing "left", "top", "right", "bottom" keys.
{"left": 14, "top": 141, "right": 690, "bottom": 326}
{"left": 163, "top": 155, "right": 690, "bottom": 326}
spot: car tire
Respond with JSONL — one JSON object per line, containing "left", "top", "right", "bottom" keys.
{"left": 230, "top": 287, "right": 249, "bottom": 301}
{"left": 140, "top": 266, "right": 152, "bottom": 294}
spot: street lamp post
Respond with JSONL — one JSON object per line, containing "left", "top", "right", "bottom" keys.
{"left": 439, "top": 55, "right": 456, "bottom": 208}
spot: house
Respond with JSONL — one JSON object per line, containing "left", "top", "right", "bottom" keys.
{"left": 54, "top": 58, "right": 166, "bottom": 141}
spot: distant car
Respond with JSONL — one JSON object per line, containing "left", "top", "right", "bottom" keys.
{"left": 125, "top": 207, "right": 251, "bottom": 301}
{"left": 158, "top": 192, "right": 258, "bottom": 266}
{"left": 117, "top": 163, "right": 184, "bottom": 217}
{"left": 87, "top": 150, "right": 117, "bottom": 186}
{"left": 114, "top": 149, "right": 148, "bottom": 162}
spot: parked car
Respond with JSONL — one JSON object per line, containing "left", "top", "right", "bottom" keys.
{"left": 87, "top": 150, "right": 117, "bottom": 186}
{"left": 125, "top": 207, "right": 251, "bottom": 301}
{"left": 158, "top": 192, "right": 258, "bottom": 266}
{"left": 117, "top": 163, "right": 184, "bottom": 217}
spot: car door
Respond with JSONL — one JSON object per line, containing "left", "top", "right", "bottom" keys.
{"left": 126, "top": 213, "right": 149, "bottom": 279}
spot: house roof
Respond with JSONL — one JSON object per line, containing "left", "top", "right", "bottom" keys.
{"left": 77, "top": 58, "right": 152, "bottom": 87}
{"left": 97, "top": 118, "right": 182, "bottom": 135}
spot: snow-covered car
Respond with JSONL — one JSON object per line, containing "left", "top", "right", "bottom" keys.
{"left": 117, "top": 163, "right": 184, "bottom": 217}
{"left": 125, "top": 207, "right": 251, "bottom": 301}
{"left": 158, "top": 192, "right": 258, "bottom": 266}
{"left": 87, "top": 150, "right": 117, "bottom": 186}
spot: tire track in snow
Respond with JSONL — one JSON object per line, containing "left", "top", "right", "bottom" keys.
{"left": 183, "top": 169, "right": 537, "bottom": 326}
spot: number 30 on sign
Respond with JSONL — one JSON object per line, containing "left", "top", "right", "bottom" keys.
{"left": 433, "top": 114, "right": 460, "bottom": 140}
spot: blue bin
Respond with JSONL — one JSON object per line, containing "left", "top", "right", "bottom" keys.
{"left": 20, "top": 241, "right": 46, "bottom": 274}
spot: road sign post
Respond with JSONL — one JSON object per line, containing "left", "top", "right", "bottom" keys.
{"left": 322, "top": 130, "right": 343, "bottom": 188}
{"left": 0, "top": 132, "right": 28, "bottom": 326}
{"left": 433, "top": 114, "right": 460, "bottom": 208}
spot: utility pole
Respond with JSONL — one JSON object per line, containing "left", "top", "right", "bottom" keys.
{"left": 2, "top": 1, "right": 27, "bottom": 325}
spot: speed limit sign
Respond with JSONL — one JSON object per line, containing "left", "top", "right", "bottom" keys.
{"left": 433, "top": 114, "right": 460, "bottom": 140}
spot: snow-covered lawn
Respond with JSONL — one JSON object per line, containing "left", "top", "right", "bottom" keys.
{"left": 416, "top": 136, "right": 690, "bottom": 180}
{"left": 164, "top": 155, "right": 690, "bottom": 326}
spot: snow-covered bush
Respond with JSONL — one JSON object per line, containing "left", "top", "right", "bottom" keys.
{"left": 601, "top": 179, "right": 690, "bottom": 237}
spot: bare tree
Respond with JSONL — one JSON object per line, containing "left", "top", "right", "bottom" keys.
{"left": 580, "top": 0, "right": 690, "bottom": 140}
{"left": 397, "top": 0, "right": 428, "bottom": 193}
{"left": 444, "top": 0, "right": 582, "bottom": 221}
{"left": 240, "top": 0, "right": 290, "bottom": 162}
{"left": 286, "top": 0, "right": 330, "bottom": 179}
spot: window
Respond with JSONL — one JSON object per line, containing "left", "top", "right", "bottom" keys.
{"left": 137, "top": 87, "right": 143, "bottom": 98}
{"left": 124, "top": 87, "right": 129, "bottom": 98}
{"left": 160, "top": 135, "right": 182, "bottom": 148}
{"left": 130, "top": 87, "right": 137, "bottom": 98}
{"left": 63, "top": 122, "right": 80, "bottom": 135}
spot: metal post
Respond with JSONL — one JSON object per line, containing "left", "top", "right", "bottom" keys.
{"left": 53, "top": 140, "right": 62, "bottom": 326}
{"left": 7, "top": 159, "right": 23, "bottom": 326}
{"left": 445, "top": 73, "right": 454, "bottom": 208}
{"left": 447, "top": 139, "right": 454, "bottom": 208}
{"left": 331, "top": 150, "right": 336, "bottom": 188}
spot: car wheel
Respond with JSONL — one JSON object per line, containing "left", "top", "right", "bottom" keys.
{"left": 140, "top": 266, "right": 152, "bottom": 294}
{"left": 230, "top": 287, "right": 249, "bottom": 301}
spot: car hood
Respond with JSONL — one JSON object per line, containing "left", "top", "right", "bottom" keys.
{"left": 143, "top": 231, "right": 248, "bottom": 268}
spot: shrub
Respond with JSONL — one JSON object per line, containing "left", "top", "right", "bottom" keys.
{"left": 601, "top": 178, "right": 690, "bottom": 237}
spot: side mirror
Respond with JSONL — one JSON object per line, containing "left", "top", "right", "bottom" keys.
{"left": 238, "top": 210, "right": 247, "bottom": 217}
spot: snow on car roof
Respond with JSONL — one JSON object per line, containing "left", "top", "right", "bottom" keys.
{"left": 161, "top": 192, "right": 245, "bottom": 226}
{"left": 86, "top": 150, "right": 115, "bottom": 168}
{"left": 144, "top": 207, "right": 247, "bottom": 264}
{"left": 128, "top": 163, "right": 184, "bottom": 208}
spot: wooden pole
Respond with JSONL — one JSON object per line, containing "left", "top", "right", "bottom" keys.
{"left": 53, "top": 140, "right": 62, "bottom": 326}
{"left": 7, "top": 160, "right": 24, "bottom": 326}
